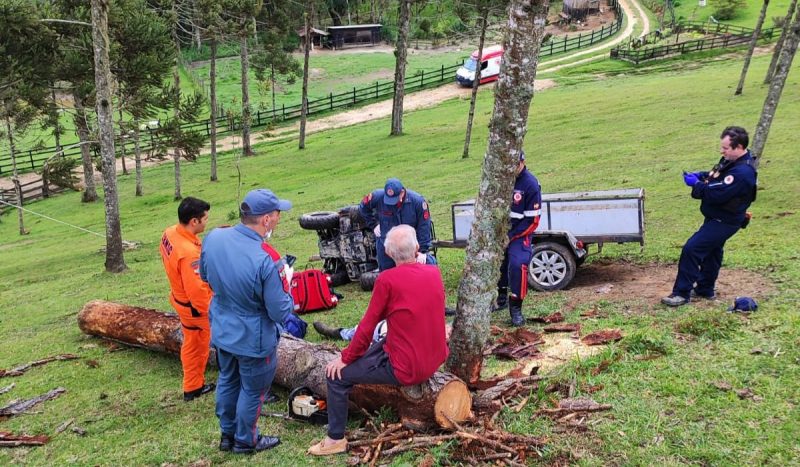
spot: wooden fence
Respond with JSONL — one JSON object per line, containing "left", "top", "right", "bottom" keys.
{"left": 611, "top": 21, "right": 775, "bottom": 65}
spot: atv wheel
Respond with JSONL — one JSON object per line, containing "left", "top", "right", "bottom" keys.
{"left": 299, "top": 211, "right": 340, "bottom": 230}
{"left": 359, "top": 271, "right": 379, "bottom": 291}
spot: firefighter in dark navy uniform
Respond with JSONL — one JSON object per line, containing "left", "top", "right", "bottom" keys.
{"left": 358, "top": 178, "right": 436, "bottom": 271}
{"left": 494, "top": 151, "right": 542, "bottom": 326}
{"left": 662, "top": 126, "right": 758, "bottom": 307}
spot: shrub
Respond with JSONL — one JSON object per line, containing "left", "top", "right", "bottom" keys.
{"left": 710, "top": 0, "right": 747, "bottom": 21}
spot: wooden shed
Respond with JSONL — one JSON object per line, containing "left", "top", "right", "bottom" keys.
{"left": 297, "top": 27, "right": 328, "bottom": 50}
{"left": 562, "top": 0, "right": 601, "bottom": 21}
{"left": 326, "top": 24, "right": 382, "bottom": 49}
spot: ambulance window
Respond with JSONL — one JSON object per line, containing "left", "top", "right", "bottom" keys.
{"left": 481, "top": 61, "right": 488, "bottom": 70}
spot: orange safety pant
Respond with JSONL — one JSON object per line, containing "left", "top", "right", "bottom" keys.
{"left": 171, "top": 299, "right": 211, "bottom": 393}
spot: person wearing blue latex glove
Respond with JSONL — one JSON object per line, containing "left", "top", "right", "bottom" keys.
{"left": 662, "top": 127, "right": 758, "bottom": 308}
{"left": 683, "top": 172, "right": 700, "bottom": 187}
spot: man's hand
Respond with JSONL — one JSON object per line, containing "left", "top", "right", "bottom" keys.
{"left": 326, "top": 356, "right": 347, "bottom": 380}
{"left": 415, "top": 253, "right": 427, "bottom": 264}
{"left": 373, "top": 225, "right": 381, "bottom": 238}
{"left": 683, "top": 172, "right": 700, "bottom": 187}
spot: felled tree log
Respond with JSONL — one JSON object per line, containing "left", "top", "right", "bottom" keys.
{"left": 78, "top": 301, "right": 472, "bottom": 430}
{"left": 78, "top": 300, "right": 184, "bottom": 354}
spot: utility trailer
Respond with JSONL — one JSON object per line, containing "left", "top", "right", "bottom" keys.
{"left": 435, "top": 188, "right": 645, "bottom": 291}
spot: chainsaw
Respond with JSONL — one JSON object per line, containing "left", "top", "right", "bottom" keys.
{"left": 285, "top": 386, "right": 328, "bottom": 425}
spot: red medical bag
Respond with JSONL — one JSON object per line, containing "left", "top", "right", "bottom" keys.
{"left": 290, "top": 269, "right": 338, "bottom": 314}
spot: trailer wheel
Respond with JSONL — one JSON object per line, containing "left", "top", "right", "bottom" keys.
{"left": 329, "top": 270, "right": 350, "bottom": 287}
{"left": 299, "top": 211, "right": 340, "bottom": 230}
{"left": 528, "top": 242, "right": 576, "bottom": 292}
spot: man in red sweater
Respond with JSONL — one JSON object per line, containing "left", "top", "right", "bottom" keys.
{"left": 308, "top": 225, "right": 449, "bottom": 456}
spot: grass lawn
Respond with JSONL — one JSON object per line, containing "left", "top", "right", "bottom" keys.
{"left": 669, "top": 0, "right": 794, "bottom": 28}
{"left": 1, "top": 50, "right": 799, "bottom": 465}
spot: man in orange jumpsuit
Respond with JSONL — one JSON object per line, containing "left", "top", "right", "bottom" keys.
{"left": 160, "top": 197, "right": 215, "bottom": 401}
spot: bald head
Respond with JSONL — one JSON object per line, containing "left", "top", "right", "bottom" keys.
{"left": 384, "top": 225, "right": 419, "bottom": 264}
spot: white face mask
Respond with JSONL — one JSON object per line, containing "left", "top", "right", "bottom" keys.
{"left": 263, "top": 230, "right": 273, "bottom": 240}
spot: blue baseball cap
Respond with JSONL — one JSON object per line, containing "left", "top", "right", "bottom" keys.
{"left": 240, "top": 189, "right": 292, "bottom": 216}
{"left": 728, "top": 296, "right": 758, "bottom": 313}
{"left": 383, "top": 178, "right": 404, "bottom": 205}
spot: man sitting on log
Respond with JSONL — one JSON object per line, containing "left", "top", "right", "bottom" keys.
{"left": 308, "top": 225, "right": 450, "bottom": 456}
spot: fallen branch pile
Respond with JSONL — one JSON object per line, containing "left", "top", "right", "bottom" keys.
{"left": 347, "top": 416, "right": 547, "bottom": 465}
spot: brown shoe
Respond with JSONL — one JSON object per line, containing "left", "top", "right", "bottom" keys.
{"left": 307, "top": 438, "right": 347, "bottom": 456}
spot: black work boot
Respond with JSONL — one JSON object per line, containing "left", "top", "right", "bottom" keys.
{"left": 219, "top": 434, "right": 235, "bottom": 452}
{"left": 184, "top": 383, "right": 216, "bottom": 402}
{"left": 313, "top": 321, "right": 344, "bottom": 340}
{"left": 492, "top": 288, "right": 508, "bottom": 312}
{"left": 233, "top": 435, "right": 281, "bottom": 454}
{"left": 508, "top": 298, "right": 524, "bottom": 327}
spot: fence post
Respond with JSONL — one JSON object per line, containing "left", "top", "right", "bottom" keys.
{"left": 591, "top": 29, "right": 595, "bottom": 44}
{"left": 550, "top": 41, "right": 554, "bottom": 55}
{"left": 282, "top": 104, "right": 285, "bottom": 120}
{"left": 28, "top": 151, "right": 34, "bottom": 170}
{"left": 375, "top": 82, "right": 378, "bottom": 98}
{"left": 205, "top": 120, "right": 210, "bottom": 136}
{"left": 330, "top": 93, "right": 333, "bottom": 110}
{"left": 353, "top": 87, "right": 356, "bottom": 104}
{"left": 421, "top": 69, "right": 425, "bottom": 86}
{"left": 564, "top": 35, "right": 568, "bottom": 52}
{"left": 441, "top": 64, "right": 444, "bottom": 81}
{"left": 257, "top": 110, "right": 261, "bottom": 127}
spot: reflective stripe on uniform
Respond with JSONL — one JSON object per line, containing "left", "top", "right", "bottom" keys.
{"left": 509, "top": 212, "right": 524, "bottom": 219}
{"left": 523, "top": 209, "right": 541, "bottom": 217}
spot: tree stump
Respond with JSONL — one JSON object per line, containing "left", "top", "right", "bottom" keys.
{"left": 77, "top": 301, "right": 472, "bottom": 430}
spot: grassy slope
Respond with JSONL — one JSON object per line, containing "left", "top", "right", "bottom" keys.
{"left": 670, "top": 0, "right": 793, "bottom": 27}
{"left": 1, "top": 52, "right": 799, "bottom": 465}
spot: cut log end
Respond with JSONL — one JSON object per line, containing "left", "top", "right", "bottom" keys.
{"left": 434, "top": 380, "right": 472, "bottom": 429}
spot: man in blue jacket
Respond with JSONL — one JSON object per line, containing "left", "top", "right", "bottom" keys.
{"left": 494, "top": 151, "right": 542, "bottom": 326}
{"left": 358, "top": 178, "right": 435, "bottom": 271}
{"left": 200, "top": 189, "right": 294, "bottom": 454}
{"left": 662, "top": 126, "right": 757, "bottom": 307}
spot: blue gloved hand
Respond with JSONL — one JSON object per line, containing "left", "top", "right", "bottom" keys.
{"left": 683, "top": 172, "right": 699, "bottom": 187}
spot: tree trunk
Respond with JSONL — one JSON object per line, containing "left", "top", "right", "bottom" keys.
{"left": 735, "top": 0, "right": 770, "bottom": 96}
{"left": 390, "top": 0, "right": 411, "bottom": 136}
{"left": 299, "top": 5, "right": 311, "bottom": 149}
{"left": 271, "top": 64, "right": 276, "bottom": 121}
{"left": 134, "top": 118, "right": 143, "bottom": 196}
{"left": 240, "top": 33, "right": 253, "bottom": 156}
{"left": 446, "top": 0, "right": 551, "bottom": 384}
{"left": 118, "top": 108, "right": 128, "bottom": 175}
{"left": 4, "top": 116, "right": 26, "bottom": 235}
{"left": 751, "top": 8, "right": 800, "bottom": 169}
{"left": 77, "top": 301, "right": 472, "bottom": 430}
{"left": 172, "top": 1, "right": 182, "bottom": 200}
{"left": 462, "top": 8, "right": 490, "bottom": 159}
{"left": 91, "top": 0, "right": 127, "bottom": 274}
{"left": 72, "top": 95, "right": 97, "bottom": 203}
{"left": 765, "top": 0, "right": 798, "bottom": 83}
{"left": 51, "top": 85, "right": 62, "bottom": 151}
{"left": 209, "top": 39, "right": 218, "bottom": 182}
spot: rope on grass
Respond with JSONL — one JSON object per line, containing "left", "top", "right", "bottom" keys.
{"left": 0, "top": 199, "right": 105, "bottom": 238}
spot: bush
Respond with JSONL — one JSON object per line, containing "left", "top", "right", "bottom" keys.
{"left": 710, "top": 0, "right": 747, "bottom": 21}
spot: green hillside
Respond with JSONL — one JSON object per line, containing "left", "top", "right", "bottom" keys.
{"left": 0, "top": 50, "right": 798, "bottom": 465}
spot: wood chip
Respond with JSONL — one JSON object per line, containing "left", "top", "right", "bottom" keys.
{"left": 0, "top": 431, "right": 50, "bottom": 447}
{"left": 0, "top": 355, "right": 79, "bottom": 378}
{"left": 0, "top": 388, "right": 67, "bottom": 419}
{"left": 581, "top": 329, "right": 623, "bottom": 346}
{"left": 543, "top": 323, "right": 580, "bottom": 333}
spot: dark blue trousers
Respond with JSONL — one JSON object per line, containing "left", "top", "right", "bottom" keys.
{"left": 215, "top": 347, "right": 277, "bottom": 448}
{"left": 499, "top": 235, "right": 533, "bottom": 299}
{"left": 672, "top": 219, "right": 740, "bottom": 298}
{"left": 376, "top": 237, "right": 437, "bottom": 271}
{"left": 326, "top": 340, "right": 399, "bottom": 440}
